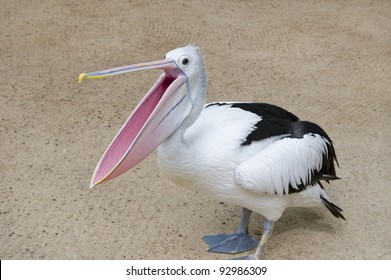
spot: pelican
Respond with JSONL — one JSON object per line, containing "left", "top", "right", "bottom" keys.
{"left": 79, "top": 45, "right": 344, "bottom": 259}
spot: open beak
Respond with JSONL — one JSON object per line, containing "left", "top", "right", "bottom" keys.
{"left": 79, "top": 58, "right": 192, "bottom": 188}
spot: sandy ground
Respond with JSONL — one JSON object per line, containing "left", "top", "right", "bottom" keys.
{"left": 1, "top": 0, "right": 390, "bottom": 260}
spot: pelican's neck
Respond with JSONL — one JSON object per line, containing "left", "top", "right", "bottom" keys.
{"left": 182, "top": 91, "right": 206, "bottom": 130}
{"left": 157, "top": 60, "right": 207, "bottom": 184}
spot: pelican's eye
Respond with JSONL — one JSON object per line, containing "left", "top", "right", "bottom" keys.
{"left": 178, "top": 55, "right": 190, "bottom": 67}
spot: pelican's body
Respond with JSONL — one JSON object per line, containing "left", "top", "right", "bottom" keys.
{"left": 80, "top": 45, "right": 344, "bottom": 259}
{"left": 158, "top": 102, "right": 335, "bottom": 222}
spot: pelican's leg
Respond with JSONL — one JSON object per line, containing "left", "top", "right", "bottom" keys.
{"left": 233, "top": 219, "right": 274, "bottom": 260}
{"left": 202, "top": 208, "right": 259, "bottom": 254}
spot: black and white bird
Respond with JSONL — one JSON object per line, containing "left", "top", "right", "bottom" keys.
{"left": 79, "top": 45, "right": 345, "bottom": 259}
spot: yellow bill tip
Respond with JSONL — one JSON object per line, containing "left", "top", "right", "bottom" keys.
{"left": 89, "top": 177, "right": 106, "bottom": 189}
{"left": 78, "top": 73, "right": 87, "bottom": 83}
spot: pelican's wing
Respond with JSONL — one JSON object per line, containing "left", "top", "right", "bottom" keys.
{"left": 235, "top": 132, "right": 338, "bottom": 196}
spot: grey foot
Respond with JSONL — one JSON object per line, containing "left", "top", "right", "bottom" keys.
{"left": 229, "top": 220, "right": 275, "bottom": 260}
{"left": 202, "top": 233, "right": 259, "bottom": 254}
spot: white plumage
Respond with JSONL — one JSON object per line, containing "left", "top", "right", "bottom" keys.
{"left": 158, "top": 103, "right": 338, "bottom": 223}
{"left": 235, "top": 134, "right": 329, "bottom": 196}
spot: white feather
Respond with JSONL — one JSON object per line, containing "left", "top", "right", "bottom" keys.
{"left": 235, "top": 134, "right": 329, "bottom": 196}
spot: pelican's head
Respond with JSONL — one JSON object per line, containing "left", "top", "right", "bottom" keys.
{"left": 164, "top": 45, "right": 207, "bottom": 95}
{"left": 79, "top": 45, "right": 206, "bottom": 188}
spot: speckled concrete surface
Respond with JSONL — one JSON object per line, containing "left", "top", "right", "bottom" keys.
{"left": 1, "top": 0, "right": 390, "bottom": 259}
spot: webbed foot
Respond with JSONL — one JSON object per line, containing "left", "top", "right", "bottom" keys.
{"left": 202, "top": 233, "right": 259, "bottom": 254}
